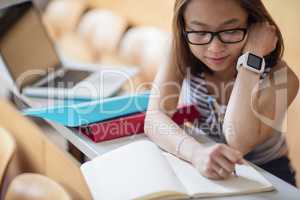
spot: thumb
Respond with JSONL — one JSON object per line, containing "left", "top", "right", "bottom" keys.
{"left": 237, "top": 158, "right": 247, "bottom": 165}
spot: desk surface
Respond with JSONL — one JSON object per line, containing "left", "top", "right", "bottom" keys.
{"left": 20, "top": 94, "right": 300, "bottom": 200}
{"left": 47, "top": 121, "right": 300, "bottom": 200}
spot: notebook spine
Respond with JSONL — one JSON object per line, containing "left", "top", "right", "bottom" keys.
{"left": 78, "top": 104, "right": 200, "bottom": 142}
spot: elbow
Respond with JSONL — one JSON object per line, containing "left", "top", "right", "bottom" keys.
{"left": 226, "top": 137, "right": 253, "bottom": 156}
{"left": 223, "top": 122, "right": 257, "bottom": 155}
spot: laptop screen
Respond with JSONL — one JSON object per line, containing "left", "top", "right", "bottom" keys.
{"left": 0, "top": 1, "right": 61, "bottom": 89}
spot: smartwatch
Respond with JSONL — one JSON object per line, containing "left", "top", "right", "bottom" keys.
{"left": 237, "top": 52, "right": 265, "bottom": 74}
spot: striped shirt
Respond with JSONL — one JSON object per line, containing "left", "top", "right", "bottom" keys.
{"left": 182, "top": 69, "right": 288, "bottom": 165}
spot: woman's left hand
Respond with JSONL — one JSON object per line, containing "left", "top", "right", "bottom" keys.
{"left": 243, "top": 22, "right": 278, "bottom": 57}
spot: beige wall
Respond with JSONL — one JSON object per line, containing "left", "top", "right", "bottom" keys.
{"left": 263, "top": 0, "right": 300, "bottom": 186}
{"left": 88, "top": 0, "right": 174, "bottom": 31}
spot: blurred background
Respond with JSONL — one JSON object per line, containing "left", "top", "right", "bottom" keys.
{"left": 32, "top": 0, "right": 174, "bottom": 88}
{"left": 0, "top": 0, "right": 299, "bottom": 186}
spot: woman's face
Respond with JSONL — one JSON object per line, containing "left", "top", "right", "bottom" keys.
{"left": 184, "top": 0, "right": 248, "bottom": 73}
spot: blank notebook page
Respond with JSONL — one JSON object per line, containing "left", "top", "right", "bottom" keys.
{"left": 81, "top": 140, "right": 186, "bottom": 200}
{"left": 164, "top": 153, "right": 274, "bottom": 198}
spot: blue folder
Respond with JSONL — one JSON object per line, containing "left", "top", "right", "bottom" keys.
{"left": 23, "top": 93, "right": 150, "bottom": 127}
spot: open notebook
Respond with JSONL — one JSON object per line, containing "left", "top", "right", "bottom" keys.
{"left": 80, "top": 140, "right": 275, "bottom": 200}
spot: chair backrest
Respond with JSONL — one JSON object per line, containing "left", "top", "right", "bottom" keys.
{"left": 0, "top": 127, "right": 16, "bottom": 189}
{"left": 5, "top": 173, "right": 71, "bottom": 200}
{"left": 0, "top": 99, "right": 92, "bottom": 199}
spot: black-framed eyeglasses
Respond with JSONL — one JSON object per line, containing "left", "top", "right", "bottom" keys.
{"left": 184, "top": 28, "right": 247, "bottom": 45}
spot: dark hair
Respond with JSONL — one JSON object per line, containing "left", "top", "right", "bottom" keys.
{"left": 170, "top": 0, "right": 284, "bottom": 77}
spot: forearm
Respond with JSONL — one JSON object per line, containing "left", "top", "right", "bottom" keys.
{"left": 223, "top": 21, "right": 282, "bottom": 154}
{"left": 144, "top": 111, "right": 204, "bottom": 163}
{"left": 223, "top": 67, "right": 261, "bottom": 154}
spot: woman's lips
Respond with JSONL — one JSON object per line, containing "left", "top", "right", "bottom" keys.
{"left": 206, "top": 56, "right": 229, "bottom": 65}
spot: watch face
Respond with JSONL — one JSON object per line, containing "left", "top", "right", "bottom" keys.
{"left": 247, "top": 53, "right": 262, "bottom": 70}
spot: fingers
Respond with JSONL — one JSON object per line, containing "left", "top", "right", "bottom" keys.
{"left": 193, "top": 144, "right": 246, "bottom": 180}
{"left": 205, "top": 168, "right": 222, "bottom": 180}
{"left": 246, "top": 21, "right": 278, "bottom": 49}
{"left": 249, "top": 22, "right": 276, "bottom": 38}
{"left": 212, "top": 163, "right": 230, "bottom": 179}
{"left": 214, "top": 155, "right": 235, "bottom": 173}
{"left": 221, "top": 145, "right": 243, "bottom": 164}
{"left": 211, "top": 144, "right": 243, "bottom": 164}
{"left": 216, "top": 167, "right": 230, "bottom": 179}
{"left": 209, "top": 144, "right": 242, "bottom": 178}
{"left": 205, "top": 159, "right": 228, "bottom": 179}
{"left": 210, "top": 171, "right": 222, "bottom": 180}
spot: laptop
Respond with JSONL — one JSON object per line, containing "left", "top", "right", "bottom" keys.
{"left": 0, "top": 0, "right": 138, "bottom": 101}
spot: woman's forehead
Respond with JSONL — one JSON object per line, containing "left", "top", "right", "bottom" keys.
{"left": 184, "top": 0, "right": 248, "bottom": 28}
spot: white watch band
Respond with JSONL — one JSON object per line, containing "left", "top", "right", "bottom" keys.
{"left": 236, "top": 52, "right": 265, "bottom": 74}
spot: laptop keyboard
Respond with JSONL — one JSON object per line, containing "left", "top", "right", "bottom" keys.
{"left": 40, "top": 70, "right": 92, "bottom": 88}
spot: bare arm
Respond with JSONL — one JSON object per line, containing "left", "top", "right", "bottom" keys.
{"left": 144, "top": 63, "right": 203, "bottom": 163}
{"left": 223, "top": 22, "right": 300, "bottom": 155}
{"left": 145, "top": 62, "right": 243, "bottom": 180}
{"left": 223, "top": 66, "right": 260, "bottom": 154}
{"left": 224, "top": 61, "right": 299, "bottom": 155}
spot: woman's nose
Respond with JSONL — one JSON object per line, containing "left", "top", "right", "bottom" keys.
{"left": 207, "top": 36, "right": 226, "bottom": 53}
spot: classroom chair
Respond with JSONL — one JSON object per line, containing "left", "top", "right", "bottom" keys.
{"left": 5, "top": 173, "right": 71, "bottom": 200}
{"left": 0, "top": 128, "right": 16, "bottom": 190}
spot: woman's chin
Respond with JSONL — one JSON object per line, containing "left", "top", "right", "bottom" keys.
{"left": 206, "top": 64, "right": 229, "bottom": 72}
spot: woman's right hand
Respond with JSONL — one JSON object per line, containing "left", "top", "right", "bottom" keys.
{"left": 191, "top": 144, "right": 244, "bottom": 180}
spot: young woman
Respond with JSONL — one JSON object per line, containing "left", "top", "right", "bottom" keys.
{"left": 144, "top": 0, "right": 299, "bottom": 186}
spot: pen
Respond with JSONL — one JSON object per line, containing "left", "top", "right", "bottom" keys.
{"left": 233, "top": 168, "right": 238, "bottom": 177}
